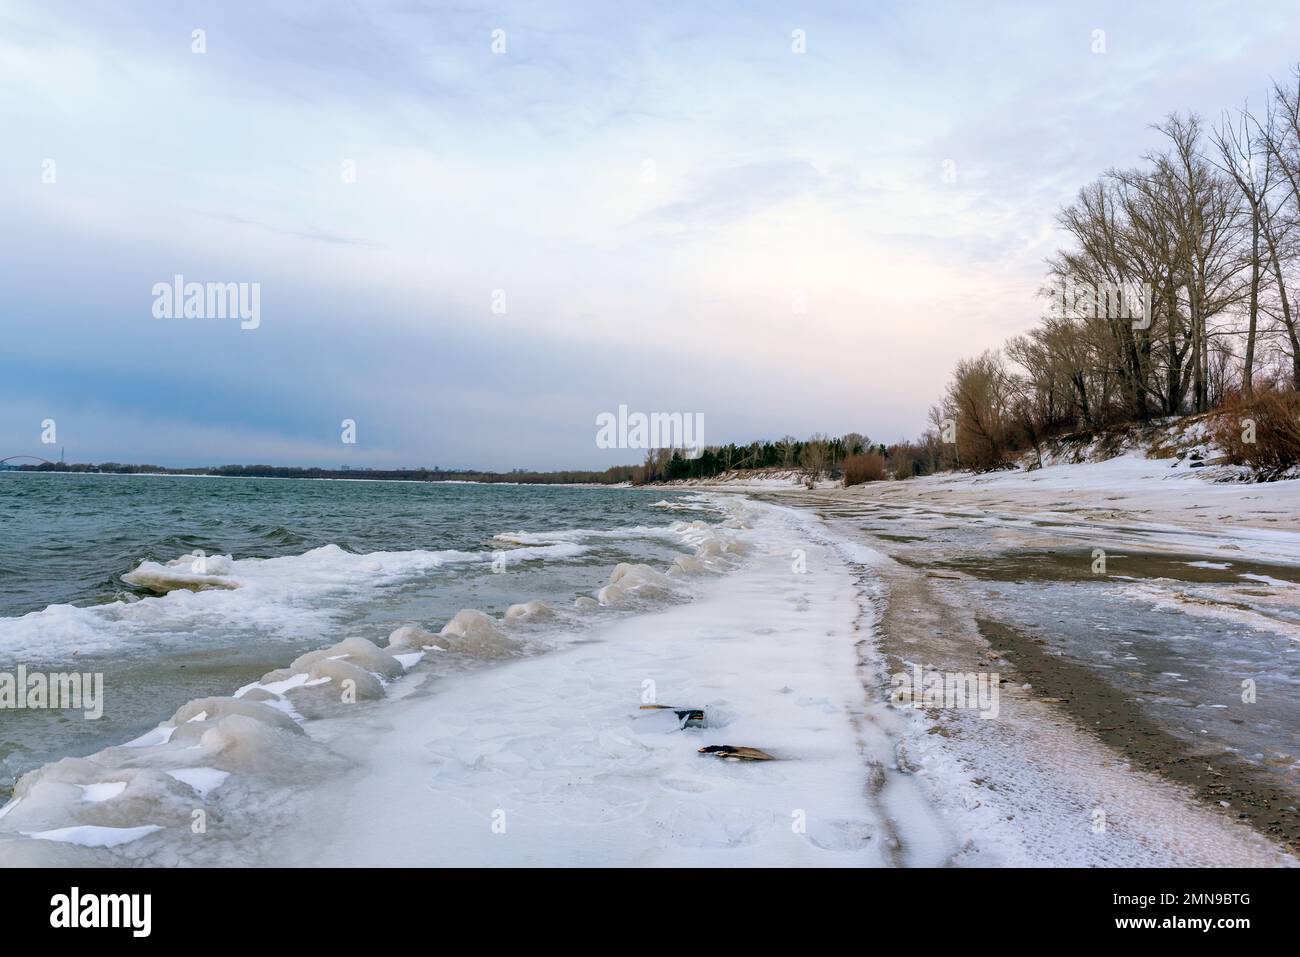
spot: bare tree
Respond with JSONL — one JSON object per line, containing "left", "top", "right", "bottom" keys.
{"left": 945, "top": 351, "right": 1016, "bottom": 470}
{"left": 1212, "top": 103, "right": 1278, "bottom": 395}
{"left": 798, "top": 433, "right": 829, "bottom": 487}
{"left": 1257, "top": 73, "right": 1300, "bottom": 387}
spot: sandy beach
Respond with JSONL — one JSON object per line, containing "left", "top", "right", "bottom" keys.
{"left": 750, "top": 454, "right": 1300, "bottom": 863}
{"left": 4, "top": 459, "right": 1296, "bottom": 866}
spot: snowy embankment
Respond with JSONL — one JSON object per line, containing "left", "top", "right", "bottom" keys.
{"left": 753, "top": 453, "right": 1300, "bottom": 866}
{"left": 853, "top": 450, "right": 1300, "bottom": 561}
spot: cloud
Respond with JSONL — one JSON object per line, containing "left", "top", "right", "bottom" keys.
{"left": 651, "top": 159, "right": 825, "bottom": 226}
{"left": 194, "top": 210, "right": 384, "bottom": 248}
{"left": 2, "top": 0, "right": 1298, "bottom": 468}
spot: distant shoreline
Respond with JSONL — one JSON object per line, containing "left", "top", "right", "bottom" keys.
{"left": 0, "top": 464, "right": 638, "bottom": 487}
{"left": 0, "top": 468, "right": 639, "bottom": 489}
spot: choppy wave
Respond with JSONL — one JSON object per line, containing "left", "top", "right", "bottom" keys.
{"left": 651, "top": 499, "right": 713, "bottom": 512}
{"left": 492, "top": 525, "right": 683, "bottom": 546}
{"left": 0, "top": 541, "right": 587, "bottom": 661}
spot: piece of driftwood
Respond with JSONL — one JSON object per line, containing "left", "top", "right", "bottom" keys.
{"left": 698, "top": 744, "right": 776, "bottom": 761}
{"left": 639, "top": 704, "right": 706, "bottom": 727}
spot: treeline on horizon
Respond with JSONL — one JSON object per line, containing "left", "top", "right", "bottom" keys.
{"left": 8, "top": 461, "right": 643, "bottom": 485}
{"left": 6, "top": 437, "right": 929, "bottom": 486}
{"left": 929, "top": 65, "right": 1300, "bottom": 475}
{"left": 633, "top": 435, "right": 931, "bottom": 484}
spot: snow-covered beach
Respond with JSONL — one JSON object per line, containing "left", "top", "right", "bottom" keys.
{"left": 2, "top": 458, "right": 1296, "bottom": 866}
{"left": 1, "top": 495, "right": 910, "bottom": 865}
{"left": 756, "top": 454, "right": 1300, "bottom": 864}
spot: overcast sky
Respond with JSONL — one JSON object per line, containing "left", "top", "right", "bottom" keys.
{"left": 3, "top": 0, "right": 1299, "bottom": 469}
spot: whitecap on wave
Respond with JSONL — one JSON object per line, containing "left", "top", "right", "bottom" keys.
{"left": 0, "top": 541, "right": 589, "bottom": 661}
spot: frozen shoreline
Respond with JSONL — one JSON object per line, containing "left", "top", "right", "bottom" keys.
{"left": 3, "top": 461, "right": 1296, "bottom": 866}
{"left": 751, "top": 454, "right": 1300, "bottom": 863}
{"left": 5, "top": 496, "right": 899, "bottom": 865}
{"left": 687, "top": 451, "right": 1300, "bottom": 544}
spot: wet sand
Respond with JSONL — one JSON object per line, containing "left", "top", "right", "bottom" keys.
{"left": 979, "top": 616, "right": 1299, "bottom": 852}
{"left": 752, "top": 472, "right": 1300, "bottom": 865}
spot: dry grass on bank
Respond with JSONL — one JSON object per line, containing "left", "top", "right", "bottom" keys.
{"left": 842, "top": 452, "right": 886, "bottom": 486}
{"left": 1212, "top": 387, "right": 1300, "bottom": 475}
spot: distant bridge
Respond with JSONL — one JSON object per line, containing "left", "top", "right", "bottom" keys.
{"left": 0, "top": 455, "right": 57, "bottom": 468}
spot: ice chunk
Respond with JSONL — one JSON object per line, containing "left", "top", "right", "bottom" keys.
{"left": 299, "top": 658, "right": 384, "bottom": 700}
{"left": 387, "top": 624, "right": 442, "bottom": 650}
{"left": 27, "top": 824, "right": 162, "bottom": 847}
{"left": 165, "top": 767, "right": 230, "bottom": 797}
{"left": 599, "top": 563, "right": 677, "bottom": 605}
{"left": 123, "top": 552, "right": 239, "bottom": 593}
{"left": 170, "top": 696, "right": 304, "bottom": 736}
{"left": 437, "top": 609, "right": 523, "bottom": 658}
{"left": 505, "top": 600, "right": 554, "bottom": 621}
{"left": 197, "top": 714, "right": 331, "bottom": 779}
{"left": 77, "top": 782, "right": 127, "bottom": 803}
{"left": 290, "top": 636, "right": 403, "bottom": 680}
{"left": 119, "top": 725, "right": 176, "bottom": 749}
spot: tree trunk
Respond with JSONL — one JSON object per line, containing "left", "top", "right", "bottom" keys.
{"left": 1245, "top": 209, "right": 1259, "bottom": 396}
{"left": 1262, "top": 214, "right": 1300, "bottom": 389}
